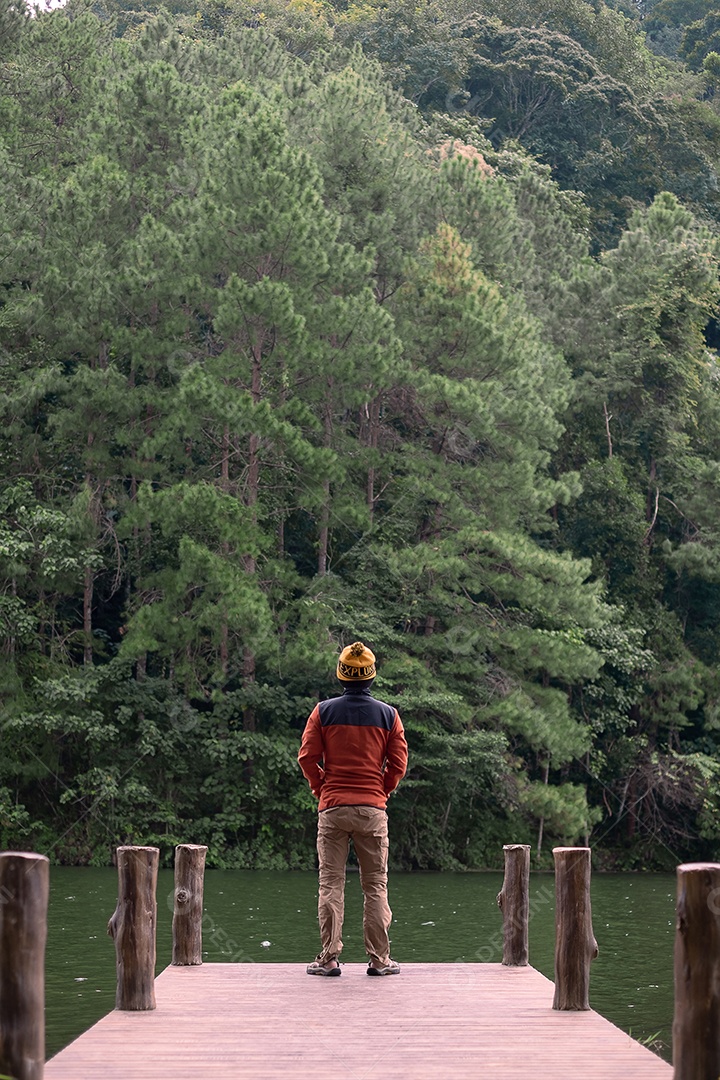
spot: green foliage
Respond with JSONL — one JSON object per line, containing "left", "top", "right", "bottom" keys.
{"left": 336, "top": 0, "right": 720, "bottom": 244}
{"left": 518, "top": 778, "right": 602, "bottom": 844}
{"left": 679, "top": 12, "right": 720, "bottom": 69}
{"left": 2, "top": 0, "right": 720, "bottom": 872}
{"left": 390, "top": 729, "right": 510, "bottom": 869}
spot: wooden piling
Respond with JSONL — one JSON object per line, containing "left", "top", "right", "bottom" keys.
{"left": 107, "top": 846, "right": 159, "bottom": 1010}
{"left": 673, "top": 862, "right": 720, "bottom": 1080}
{"left": 552, "top": 846, "right": 598, "bottom": 1010}
{"left": 497, "top": 844, "right": 530, "bottom": 966}
{"left": 0, "top": 851, "right": 49, "bottom": 1080}
{"left": 172, "top": 844, "right": 207, "bottom": 966}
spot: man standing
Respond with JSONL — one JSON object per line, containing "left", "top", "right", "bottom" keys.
{"left": 298, "top": 641, "right": 408, "bottom": 976}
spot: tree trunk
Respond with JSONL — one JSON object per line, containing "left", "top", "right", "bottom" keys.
{"left": 240, "top": 352, "right": 262, "bottom": 729}
{"left": 552, "top": 846, "right": 598, "bottom": 1010}
{"left": 217, "top": 422, "right": 232, "bottom": 675}
{"left": 318, "top": 479, "right": 330, "bottom": 577}
{"left": 626, "top": 771, "right": 637, "bottom": 840}
{"left": 219, "top": 618, "right": 229, "bottom": 677}
{"left": 603, "top": 401, "right": 613, "bottom": 458}
{"left": 365, "top": 396, "right": 380, "bottom": 523}
{"left": 107, "top": 846, "right": 159, "bottom": 1010}
{"left": 242, "top": 646, "right": 256, "bottom": 733}
{"left": 537, "top": 759, "right": 550, "bottom": 856}
{"left": 172, "top": 845, "right": 208, "bottom": 967}
{"left": 37, "top": 586, "right": 46, "bottom": 656}
{"left": 318, "top": 387, "right": 333, "bottom": 577}
{"left": 221, "top": 423, "right": 230, "bottom": 491}
{"left": 8, "top": 577, "right": 17, "bottom": 660}
{"left": 129, "top": 474, "right": 144, "bottom": 676}
{"left": 673, "top": 862, "right": 720, "bottom": 1080}
{"left": 83, "top": 563, "right": 94, "bottom": 666}
{"left": 0, "top": 852, "right": 49, "bottom": 1080}
{"left": 246, "top": 351, "right": 261, "bottom": 516}
{"left": 646, "top": 456, "right": 657, "bottom": 522}
{"left": 496, "top": 844, "right": 530, "bottom": 966}
{"left": 82, "top": 460, "right": 97, "bottom": 667}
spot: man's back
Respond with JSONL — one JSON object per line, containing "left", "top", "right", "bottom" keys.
{"left": 298, "top": 684, "right": 407, "bottom": 811}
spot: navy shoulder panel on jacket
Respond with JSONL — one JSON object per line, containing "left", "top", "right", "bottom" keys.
{"left": 319, "top": 694, "right": 396, "bottom": 731}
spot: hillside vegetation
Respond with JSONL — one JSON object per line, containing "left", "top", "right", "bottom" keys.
{"left": 2, "top": 0, "right": 720, "bottom": 869}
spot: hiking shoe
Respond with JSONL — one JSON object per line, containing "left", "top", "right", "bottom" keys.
{"left": 306, "top": 960, "right": 341, "bottom": 976}
{"left": 367, "top": 959, "right": 400, "bottom": 976}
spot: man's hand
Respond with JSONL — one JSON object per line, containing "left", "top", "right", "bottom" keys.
{"left": 311, "top": 764, "right": 325, "bottom": 798}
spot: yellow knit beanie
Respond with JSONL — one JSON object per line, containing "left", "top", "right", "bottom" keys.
{"left": 337, "top": 641, "right": 376, "bottom": 682}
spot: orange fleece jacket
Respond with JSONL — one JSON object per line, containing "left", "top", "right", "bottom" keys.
{"left": 298, "top": 688, "right": 408, "bottom": 811}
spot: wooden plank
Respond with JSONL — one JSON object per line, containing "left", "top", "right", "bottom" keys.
{"left": 46, "top": 963, "right": 672, "bottom": 1080}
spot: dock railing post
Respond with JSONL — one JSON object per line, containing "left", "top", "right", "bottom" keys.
{"left": 552, "top": 846, "right": 598, "bottom": 1010}
{"left": 673, "top": 861, "right": 720, "bottom": 1079}
{"left": 0, "top": 851, "right": 49, "bottom": 1080}
{"left": 172, "top": 844, "right": 208, "bottom": 966}
{"left": 107, "top": 845, "right": 159, "bottom": 1010}
{"left": 497, "top": 843, "right": 530, "bottom": 966}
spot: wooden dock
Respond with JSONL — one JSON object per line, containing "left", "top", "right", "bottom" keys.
{"left": 45, "top": 962, "right": 672, "bottom": 1079}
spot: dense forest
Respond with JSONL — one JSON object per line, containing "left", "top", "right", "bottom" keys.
{"left": 2, "top": 0, "right": 720, "bottom": 870}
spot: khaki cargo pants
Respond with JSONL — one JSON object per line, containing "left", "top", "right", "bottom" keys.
{"left": 316, "top": 805, "right": 392, "bottom": 966}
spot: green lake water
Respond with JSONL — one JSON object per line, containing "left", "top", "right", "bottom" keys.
{"left": 46, "top": 868, "right": 675, "bottom": 1063}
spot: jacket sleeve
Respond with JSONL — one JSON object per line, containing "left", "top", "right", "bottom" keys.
{"left": 298, "top": 705, "right": 325, "bottom": 798}
{"left": 383, "top": 711, "right": 408, "bottom": 796}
